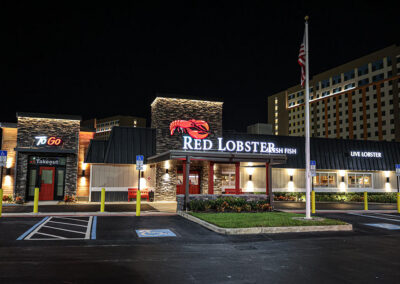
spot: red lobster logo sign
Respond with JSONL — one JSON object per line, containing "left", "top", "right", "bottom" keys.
{"left": 170, "top": 119, "right": 210, "bottom": 140}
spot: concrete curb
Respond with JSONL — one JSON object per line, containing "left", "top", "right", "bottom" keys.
{"left": 178, "top": 211, "right": 353, "bottom": 235}
{"left": 0, "top": 212, "right": 177, "bottom": 217}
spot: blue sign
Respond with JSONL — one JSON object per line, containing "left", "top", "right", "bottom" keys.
{"left": 136, "top": 155, "right": 144, "bottom": 170}
{"left": 396, "top": 164, "right": 400, "bottom": 176}
{"left": 310, "top": 160, "right": 316, "bottom": 166}
{"left": 136, "top": 229, "right": 177, "bottom": 238}
{"left": 0, "top": 150, "right": 7, "bottom": 167}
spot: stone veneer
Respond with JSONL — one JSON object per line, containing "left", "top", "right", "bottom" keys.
{"left": 14, "top": 116, "right": 80, "bottom": 200}
{"left": 151, "top": 97, "right": 223, "bottom": 154}
{"left": 155, "top": 161, "right": 177, "bottom": 201}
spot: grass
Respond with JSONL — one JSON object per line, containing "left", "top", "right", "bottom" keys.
{"left": 189, "top": 212, "right": 347, "bottom": 228}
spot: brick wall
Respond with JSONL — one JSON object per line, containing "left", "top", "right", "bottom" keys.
{"left": 151, "top": 97, "right": 223, "bottom": 154}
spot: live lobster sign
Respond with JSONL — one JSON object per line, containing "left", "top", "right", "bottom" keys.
{"left": 170, "top": 119, "right": 210, "bottom": 139}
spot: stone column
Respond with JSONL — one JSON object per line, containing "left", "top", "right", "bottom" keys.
{"left": 155, "top": 161, "right": 177, "bottom": 201}
{"left": 200, "top": 161, "right": 209, "bottom": 194}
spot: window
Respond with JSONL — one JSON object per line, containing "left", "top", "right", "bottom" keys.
{"left": 313, "top": 172, "right": 337, "bottom": 188}
{"left": 358, "top": 64, "right": 369, "bottom": 76}
{"left": 371, "top": 59, "right": 384, "bottom": 71}
{"left": 344, "top": 83, "right": 355, "bottom": 90}
{"left": 358, "top": 78, "right": 369, "bottom": 86}
{"left": 321, "top": 79, "right": 330, "bottom": 88}
{"left": 332, "top": 74, "right": 341, "bottom": 85}
{"left": 344, "top": 70, "right": 355, "bottom": 81}
{"left": 333, "top": 87, "right": 342, "bottom": 94}
{"left": 348, "top": 173, "right": 372, "bottom": 188}
{"left": 372, "top": 73, "right": 384, "bottom": 82}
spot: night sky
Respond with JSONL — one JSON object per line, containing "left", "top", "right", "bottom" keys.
{"left": 3, "top": 1, "right": 400, "bottom": 131}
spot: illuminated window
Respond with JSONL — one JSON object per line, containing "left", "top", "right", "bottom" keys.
{"left": 313, "top": 172, "right": 337, "bottom": 188}
{"left": 348, "top": 173, "right": 372, "bottom": 188}
{"left": 274, "top": 97, "right": 279, "bottom": 135}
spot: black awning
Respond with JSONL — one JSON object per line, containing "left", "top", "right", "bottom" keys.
{"left": 148, "top": 150, "right": 287, "bottom": 165}
{"left": 223, "top": 132, "right": 400, "bottom": 171}
{"left": 15, "top": 147, "right": 77, "bottom": 154}
{"left": 84, "top": 127, "right": 156, "bottom": 164}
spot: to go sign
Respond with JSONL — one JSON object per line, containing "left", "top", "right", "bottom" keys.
{"left": 35, "top": 136, "right": 63, "bottom": 146}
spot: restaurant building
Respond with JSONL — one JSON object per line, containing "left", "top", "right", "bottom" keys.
{"left": 1, "top": 98, "right": 400, "bottom": 203}
{"left": 0, "top": 113, "right": 94, "bottom": 202}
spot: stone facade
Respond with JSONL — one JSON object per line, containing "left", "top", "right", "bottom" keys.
{"left": 155, "top": 161, "right": 178, "bottom": 201}
{"left": 14, "top": 115, "right": 80, "bottom": 201}
{"left": 151, "top": 97, "right": 223, "bottom": 154}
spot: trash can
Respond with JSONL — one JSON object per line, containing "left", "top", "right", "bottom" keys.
{"left": 149, "top": 191, "right": 155, "bottom": 202}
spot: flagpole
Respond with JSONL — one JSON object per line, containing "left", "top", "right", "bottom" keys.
{"left": 304, "top": 16, "right": 311, "bottom": 219}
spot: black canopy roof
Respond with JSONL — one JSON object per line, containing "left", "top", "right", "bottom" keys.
{"left": 224, "top": 132, "right": 400, "bottom": 171}
{"left": 85, "top": 127, "right": 155, "bottom": 164}
{"left": 85, "top": 127, "right": 400, "bottom": 171}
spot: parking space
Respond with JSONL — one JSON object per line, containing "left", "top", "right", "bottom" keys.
{"left": 17, "top": 216, "right": 96, "bottom": 240}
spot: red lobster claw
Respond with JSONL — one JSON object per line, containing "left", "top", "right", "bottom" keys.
{"left": 170, "top": 119, "right": 210, "bottom": 139}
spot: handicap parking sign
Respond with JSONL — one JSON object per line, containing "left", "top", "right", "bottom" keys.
{"left": 0, "top": 151, "right": 7, "bottom": 167}
{"left": 396, "top": 164, "right": 400, "bottom": 176}
{"left": 136, "top": 155, "right": 144, "bottom": 170}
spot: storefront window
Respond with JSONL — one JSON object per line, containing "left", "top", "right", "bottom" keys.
{"left": 57, "top": 169, "right": 65, "bottom": 197}
{"left": 313, "top": 172, "right": 337, "bottom": 187}
{"left": 348, "top": 173, "right": 372, "bottom": 188}
{"left": 28, "top": 169, "right": 37, "bottom": 196}
{"left": 177, "top": 173, "right": 199, "bottom": 185}
{"left": 221, "top": 173, "right": 235, "bottom": 187}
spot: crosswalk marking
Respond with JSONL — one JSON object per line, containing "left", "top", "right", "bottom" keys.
{"left": 347, "top": 212, "right": 400, "bottom": 223}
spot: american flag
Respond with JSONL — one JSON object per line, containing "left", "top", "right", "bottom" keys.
{"left": 298, "top": 34, "right": 306, "bottom": 87}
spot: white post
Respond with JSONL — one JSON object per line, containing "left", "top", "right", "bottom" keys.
{"left": 304, "top": 16, "right": 311, "bottom": 219}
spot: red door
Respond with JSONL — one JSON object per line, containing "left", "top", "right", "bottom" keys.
{"left": 177, "top": 171, "right": 200, "bottom": 194}
{"left": 39, "top": 167, "right": 55, "bottom": 201}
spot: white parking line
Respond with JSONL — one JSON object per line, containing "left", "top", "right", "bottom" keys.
{"left": 42, "top": 225, "right": 86, "bottom": 235}
{"left": 368, "top": 212, "right": 400, "bottom": 219}
{"left": 54, "top": 217, "right": 89, "bottom": 223}
{"left": 348, "top": 212, "right": 400, "bottom": 223}
{"left": 47, "top": 220, "right": 88, "bottom": 227}
{"left": 22, "top": 216, "right": 94, "bottom": 240}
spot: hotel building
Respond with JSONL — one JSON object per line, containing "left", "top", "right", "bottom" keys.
{"left": 268, "top": 45, "right": 400, "bottom": 141}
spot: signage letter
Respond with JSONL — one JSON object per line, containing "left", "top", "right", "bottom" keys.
{"left": 218, "top": 138, "right": 226, "bottom": 151}
{"left": 203, "top": 139, "right": 213, "bottom": 150}
{"left": 183, "top": 136, "right": 193, "bottom": 150}
{"left": 236, "top": 141, "right": 244, "bottom": 152}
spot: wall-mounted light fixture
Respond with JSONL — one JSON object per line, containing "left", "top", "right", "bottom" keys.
{"left": 386, "top": 177, "right": 390, "bottom": 183}
{"left": 81, "top": 169, "right": 85, "bottom": 177}
{"left": 166, "top": 169, "right": 169, "bottom": 174}
{"left": 249, "top": 174, "right": 252, "bottom": 181}
{"left": 6, "top": 168, "right": 11, "bottom": 176}
{"left": 289, "top": 175, "right": 293, "bottom": 182}
{"left": 341, "top": 176, "right": 345, "bottom": 183}
{"left": 141, "top": 171, "right": 144, "bottom": 178}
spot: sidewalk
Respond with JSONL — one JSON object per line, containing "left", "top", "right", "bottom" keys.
{"left": 0, "top": 201, "right": 177, "bottom": 217}
{"left": 274, "top": 201, "right": 397, "bottom": 211}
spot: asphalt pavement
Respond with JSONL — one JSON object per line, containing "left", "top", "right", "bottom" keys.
{"left": 1, "top": 212, "right": 400, "bottom": 283}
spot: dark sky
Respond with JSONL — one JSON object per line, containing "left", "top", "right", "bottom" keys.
{"left": 3, "top": 1, "right": 400, "bottom": 131}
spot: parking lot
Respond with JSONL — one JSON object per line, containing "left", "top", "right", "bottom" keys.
{"left": 1, "top": 212, "right": 400, "bottom": 283}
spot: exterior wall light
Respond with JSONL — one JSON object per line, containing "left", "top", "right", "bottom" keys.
{"left": 249, "top": 174, "right": 252, "bottom": 181}
{"left": 289, "top": 175, "right": 293, "bottom": 182}
{"left": 141, "top": 171, "right": 144, "bottom": 178}
{"left": 166, "top": 169, "right": 169, "bottom": 174}
{"left": 6, "top": 168, "right": 11, "bottom": 176}
{"left": 341, "top": 176, "right": 345, "bottom": 183}
{"left": 386, "top": 177, "right": 390, "bottom": 183}
{"left": 82, "top": 169, "right": 86, "bottom": 177}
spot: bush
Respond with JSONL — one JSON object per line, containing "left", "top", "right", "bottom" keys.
{"left": 15, "top": 196, "right": 23, "bottom": 204}
{"left": 2, "top": 195, "right": 12, "bottom": 202}
{"left": 188, "top": 197, "right": 271, "bottom": 213}
{"left": 64, "top": 195, "right": 77, "bottom": 203}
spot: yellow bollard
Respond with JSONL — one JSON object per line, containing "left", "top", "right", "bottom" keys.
{"left": 397, "top": 192, "right": 400, "bottom": 213}
{"left": 33, "top": 187, "right": 39, "bottom": 213}
{"left": 311, "top": 190, "right": 316, "bottom": 214}
{"left": 100, "top": 188, "right": 105, "bottom": 212}
{"left": 136, "top": 190, "right": 141, "bottom": 216}
{"left": 364, "top": 191, "right": 368, "bottom": 211}
{"left": 0, "top": 188, "right": 3, "bottom": 218}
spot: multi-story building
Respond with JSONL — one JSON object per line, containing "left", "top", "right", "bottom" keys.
{"left": 82, "top": 115, "right": 146, "bottom": 140}
{"left": 268, "top": 44, "right": 400, "bottom": 141}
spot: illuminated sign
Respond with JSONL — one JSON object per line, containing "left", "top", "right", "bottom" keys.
{"left": 170, "top": 120, "right": 210, "bottom": 139}
{"left": 35, "top": 136, "right": 63, "bottom": 146}
{"left": 182, "top": 136, "right": 297, "bottom": 154}
{"left": 350, "top": 151, "right": 382, "bottom": 158}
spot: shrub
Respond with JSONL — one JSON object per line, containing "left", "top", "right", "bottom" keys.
{"left": 64, "top": 195, "right": 77, "bottom": 203}
{"left": 188, "top": 197, "right": 271, "bottom": 213}
{"left": 15, "top": 196, "right": 23, "bottom": 204}
{"left": 2, "top": 195, "right": 12, "bottom": 202}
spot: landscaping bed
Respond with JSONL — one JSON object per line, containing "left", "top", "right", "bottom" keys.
{"left": 189, "top": 212, "right": 346, "bottom": 228}
{"left": 273, "top": 192, "right": 397, "bottom": 203}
